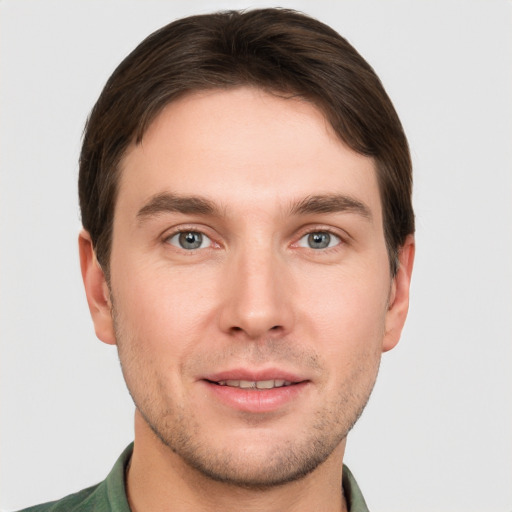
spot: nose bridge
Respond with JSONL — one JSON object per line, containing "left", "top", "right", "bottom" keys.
{"left": 219, "top": 238, "right": 292, "bottom": 339}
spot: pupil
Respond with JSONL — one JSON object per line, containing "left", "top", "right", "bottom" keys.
{"left": 308, "top": 232, "right": 330, "bottom": 249}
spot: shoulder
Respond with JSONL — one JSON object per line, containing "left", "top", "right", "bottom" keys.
{"left": 16, "top": 443, "right": 133, "bottom": 512}
{"left": 16, "top": 482, "right": 106, "bottom": 512}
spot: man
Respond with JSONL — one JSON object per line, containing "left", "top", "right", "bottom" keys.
{"left": 22, "top": 8, "right": 414, "bottom": 512}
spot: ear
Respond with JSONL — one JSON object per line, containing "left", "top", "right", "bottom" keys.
{"left": 382, "top": 235, "right": 415, "bottom": 352}
{"left": 78, "top": 230, "right": 116, "bottom": 345}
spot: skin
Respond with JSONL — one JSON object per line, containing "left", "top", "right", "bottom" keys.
{"left": 80, "top": 87, "right": 414, "bottom": 512}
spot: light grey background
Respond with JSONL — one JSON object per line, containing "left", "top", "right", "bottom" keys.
{"left": 1, "top": 1, "right": 511, "bottom": 510}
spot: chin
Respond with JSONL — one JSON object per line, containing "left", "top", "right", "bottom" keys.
{"left": 169, "top": 435, "right": 341, "bottom": 489}
{"left": 139, "top": 403, "right": 351, "bottom": 489}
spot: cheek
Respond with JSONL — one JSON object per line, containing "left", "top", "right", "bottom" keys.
{"left": 111, "top": 260, "right": 219, "bottom": 353}
{"left": 295, "top": 264, "right": 390, "bottom": 355}
{"left": 110, "top": 269, "right": 204, "bottom": 404}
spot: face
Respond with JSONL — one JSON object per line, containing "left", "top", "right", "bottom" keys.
{"left": 81, "top": 87, "right": 413, "bottom": 488}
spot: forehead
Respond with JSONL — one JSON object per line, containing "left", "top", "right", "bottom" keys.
{"left": 117, "top": 87, "right": 381, "bottom": 219}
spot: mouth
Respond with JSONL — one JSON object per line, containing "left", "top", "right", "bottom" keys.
{"left": 212, "top": 379, "right": 294, "bottom": 389}
{"left": 201, "top": 370, "right": 309, "bottom": 413}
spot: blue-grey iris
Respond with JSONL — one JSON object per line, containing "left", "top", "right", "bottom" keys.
{"left": 308, "top": 232, "right": 331, "bottom": 249}
{"left": 179, "top": 232, "right": 203, "bottom": 250}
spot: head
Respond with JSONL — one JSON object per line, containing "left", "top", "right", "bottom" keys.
{"left": 79, "top": 8, "right": 415, "bottom": 490}
{"left": 79, "top": 8, "right": 414, "bottom": 280}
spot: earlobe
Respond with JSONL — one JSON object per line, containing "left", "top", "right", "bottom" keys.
{"left": 382, "top": 235, "right": 415, "bottom": 352}
{"left": 78, "top": 230, "right": 116, "bottom": 345}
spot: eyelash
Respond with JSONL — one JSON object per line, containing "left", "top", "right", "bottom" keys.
{"left": 293, "top": 227, "right": 346, "bottom": 252}
{"left": 163, "top": 226, "right": 218, "bottom": 252}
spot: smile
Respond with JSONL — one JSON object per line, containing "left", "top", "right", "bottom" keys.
{"left": 204, "top": 376, "right": 308, "bottom": 414}
{"left": 215, "top": 379, "right": 293, "bottom": 389}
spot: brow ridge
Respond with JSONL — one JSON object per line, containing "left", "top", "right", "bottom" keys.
{"left": 137, "top": 192, "right": 371, "bottom": 222}
{"left": 137, "top": 192, "right": 218, "bottom": 220}
{"left": 290, "top": 194, "right": 372, "bottom": 219}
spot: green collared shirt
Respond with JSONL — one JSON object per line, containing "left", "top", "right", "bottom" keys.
{"left": 19, "top": 444, "right": 369, "bottom": 512}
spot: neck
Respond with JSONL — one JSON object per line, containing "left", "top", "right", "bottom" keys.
{"left": 126, "top": 411, "right": 348, "bottom": 512}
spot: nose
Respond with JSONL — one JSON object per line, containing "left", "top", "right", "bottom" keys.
{"left": 218, "top": 245, "right": 294, "bottom": 340}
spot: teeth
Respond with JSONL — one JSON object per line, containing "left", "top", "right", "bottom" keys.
{"left": 256, "top": 380, "right": 274, "bottom": 389}
{"left": 216, "top": 379, "right": 292, "bottom": 389}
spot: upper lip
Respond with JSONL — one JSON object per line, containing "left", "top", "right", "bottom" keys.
{"left": 202, "top": 368, "right": 306, "bottom": 384}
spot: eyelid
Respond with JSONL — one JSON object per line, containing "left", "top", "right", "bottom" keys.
{"left": 166, "top": 231, "right": 212, "bottom": 250}
{"left": 297, "top": 232, "right": 341, "bottom": 249}
{"left": 162, "top": 224, "right": 221, "bottom": 250}
{"left": 291, "top": 225, "right": 349, "bottom": 252}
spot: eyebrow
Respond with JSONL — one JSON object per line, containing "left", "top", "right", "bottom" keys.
{"left": 289, "top": 194, "right": 372, "bottom": 220}
{"left": 136, "top": 192, "right": 372, "bottom": 223}
{"left": 137, "top": 192, "right": 219, "bottom": 221}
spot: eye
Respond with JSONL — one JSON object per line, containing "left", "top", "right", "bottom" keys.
{"left": 167, "top": 231, "right": 212, "bottom": 250}
{"left": 297, "top": 231, "right": 341, "bottom": 250}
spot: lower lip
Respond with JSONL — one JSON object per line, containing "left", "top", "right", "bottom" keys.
{"left": 202, "top": 381, "right": 309, "bottom": 413}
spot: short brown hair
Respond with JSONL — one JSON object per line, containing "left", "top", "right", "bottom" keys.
{"left": 79, "top": 8, "right": 414, "bottom": 276}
